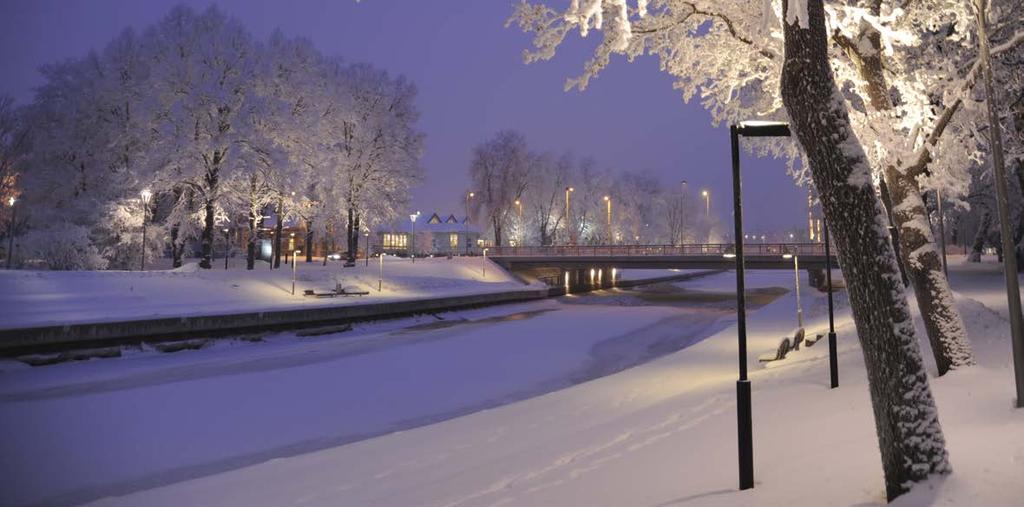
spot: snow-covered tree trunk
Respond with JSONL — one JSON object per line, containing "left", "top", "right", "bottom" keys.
{"left": 273, "top": 197, "right": 283, "bottom": 269}
{"left": 969, "top": 208, "right": 992, "bottom": 262}
{"left": 781, "top": 0, "right": 950, "bottom": 500}
{"left": 247, "top": 209, "right": 257, "bottom": 270}
{"left": 833, "top": 2, "right": 974, "bottom": 374}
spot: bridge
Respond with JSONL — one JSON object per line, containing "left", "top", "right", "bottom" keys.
{"left": 488, "top": 243, "right": 837, "bottom": 270}
{"left": 488, "top": 243, "right": 838, "bottom": 290}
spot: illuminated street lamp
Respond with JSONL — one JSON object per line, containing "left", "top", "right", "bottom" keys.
{"left": 701, "top": 189, "right": 710, "bottom": 218}
{"left": 482, "top": 247, "right": 488, "bottom": 278}
{"left": 409, "top": 211, "right": 420, "bottom": 262}
{"left": 378, "top": 252, "right": 384, "bottom": 292}
{"left": 291, "top": 250, "right": 302, "bottom": 295}
{"left": 728, "top": 119, "right": 791, "bottom": 491}
{"left": 364, "top": 229, "right": 370, "bottom": 267}
{"left": 603, "top": 195, "right": 612, "bottom": 243}
{"left": 5, "top": 196, "right": 17, "bottom": 269}
{"left": 565, "top": 186, "right": 574, "bottom": 245}
{"left": 140, "top": 189, "right": 152, "bottom": 271}
{"left": 782, "top": 251, "right": 804, "bottom": 329}
{"left": 465, "top": 192, "right": 475, "bottom": 255}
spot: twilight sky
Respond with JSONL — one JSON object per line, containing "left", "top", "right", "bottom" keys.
{"left": 0, "top": 0, "right": 806, "bottom": 236}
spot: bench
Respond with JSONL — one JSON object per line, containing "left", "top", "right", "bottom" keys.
{"left": 758, "top": 327, "right": 805, "bottom": 363}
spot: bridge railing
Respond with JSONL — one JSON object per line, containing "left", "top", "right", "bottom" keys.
{"left": 487, "top": 243, "right": 829, "bottom": 257}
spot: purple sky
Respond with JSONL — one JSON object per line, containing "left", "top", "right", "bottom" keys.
{"left": 0, "top": 0, "right": 806, "bottom": 236}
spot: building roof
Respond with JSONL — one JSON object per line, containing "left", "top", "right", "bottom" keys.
{"left": 376, "top": 212, "right": 480, "bottom": 234}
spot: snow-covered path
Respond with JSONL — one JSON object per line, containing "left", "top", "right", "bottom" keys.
{"left": 77, "top": 265, "right": 1024, "bottom": 507}
{"left": 0, "top": 278, "right": 744, "bottom": 507}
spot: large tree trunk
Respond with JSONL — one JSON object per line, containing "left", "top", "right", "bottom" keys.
{"left": 246, "top": 210, "right": 257, "bottom": 270}
{"left": 781, "top": 0, "right": 950, "bottom": 500}
{"left": 345, "top": 207, "right": 359, "bottom": 264}
{"left": 885, "top": 170, "right": 974, "bottom": 373}
{"left": 878, "top": 179, "right": 909, "bottom": 286}
{"left": 305, "top": 219, "right": 313, "bottom": 263}
{"left": 492, "top": 216, "right": 503, "bottom": 247}
{"left": 273, "top": 198, "right": 283, "bottom": 269}
{"left": 200, "top": 198, "right": 214, "bottom": 269}
{"left": 969, "top": 209, "right": 992, "bottom": 262}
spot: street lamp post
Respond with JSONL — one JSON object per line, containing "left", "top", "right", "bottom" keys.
{"left": 680, "top": 180, "right": 688, "bottom": 246}
{"left": 364, "top": 229, "right": 370, "bottom": 267}
{"left": 603, "top": 195, "right": 612, "bottom": 243}
{"left": 782, "top": 250, "right": 804, "bottom": 329}
{"left": 565, "top": 186, "right": 574, "bottom": 245}
{"left": 409, "top": 211, "right": 420, "bottom": 262}
{"left": 729, "top": 120, "right": 791, "bottom": 491}
{"left": 378, "top": 252, "right": 384, "bottom": 291}
{"left": 5, "top": 196, "right": 16, "bottom": 270}
{"left": 465, "top": 192, "right": 475, "bottom": 255}
{"left": 140, "top": 189, "right": 152, "bottom": 271}
{"left": 702, "top": 189, "right": 710, "bottom": 218}
{"left": 291, "top": 250, "right": 301, "bottom": 295}
{"left": 482, "top": 247, "right": 488, "bottom": 278}
{"left": 223, "top": 228, "right": 230, "bottom": 270}
{"left": 825, "top": 223, "right": 839, "bottom": 388}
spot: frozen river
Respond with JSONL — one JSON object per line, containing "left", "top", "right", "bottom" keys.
{"left": 0, "top": 272, "right": 788, "bottom": 507}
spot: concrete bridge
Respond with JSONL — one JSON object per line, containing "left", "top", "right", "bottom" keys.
{"left": 488, "top": 243, "right": 838, "bottom": 289}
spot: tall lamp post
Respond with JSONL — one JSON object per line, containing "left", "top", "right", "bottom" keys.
{"left": 782, "top": 250, "right": 804, "bottom": 329}
{"left": 140, "top": 189, "right": 152, "bottom": 271}
{"left": 5, "top": 196, "right": 16, "bottom": 269}
{"left": 701, "top": 189, "right": 710, "bottom": 218}
{"left": 465, "top": 192, "right": 474, "bottom": 255}
{"left": 729, "top": 120, "right": 791, "bottom": 491}
{"left": 603, "top": 195, "right": 612, "bottom": 244}
{"left": 364, "top": 229, "right": 370, "bottom": 267}
{"left": 680, "top": 180, "right": 688, "bottom": 246}
{"left": 409, "top": 211, "right": 420, "bottom": 262}
{"left": 565, "top": 186, "right": 574, "bottom": 245}
{"left": 824, "top": 223, "right": 839, "bottom": 388}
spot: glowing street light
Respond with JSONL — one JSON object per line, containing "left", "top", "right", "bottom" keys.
{"left": 728, "top": 119, "right": 791, "bottom": 491}
{"left": 465, "top": 192, "right": 475, "bottom": 255}
{"left": 291, "top": 250, "right": 302, "bottom": 295}
{"left": 409, "top": 211, "right": 420, "bottom": 262}
{"left": 364, "top": 229, "right": 371, "bottom": 267}
{"left": 5, "top": 196, "right": 17, "bottom": 270}
{"left": 603, "top": 195, "right": 612, "bottom": 243}
{"left": 378, "top": 252, "right": 384, "bottom": 292}
{"left": 139, "top": 189, "right": 152, "bottom": 271}
{"left": 701, "top": 189, "right": 710, "bottom": 218}
{"left": 482, "top": 247, "right": 488, "bottom": 278}
{"left": 782, "top": 251, "right": 803, "bottom": 329}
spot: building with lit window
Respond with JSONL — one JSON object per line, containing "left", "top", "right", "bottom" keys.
{"left": 374, "top": 212, "right": 481, "bottom": 256}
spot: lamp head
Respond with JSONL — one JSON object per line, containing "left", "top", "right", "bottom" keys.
{"left": 701, "top": 190, "right": 708, "bottom": 197}
{"left": 140, "top": 188, "right": 152, "bottom": 204}
{"left": 603, "top": 195, "right": 609, "bottom": 201}
{"left": 7, "top": 196, "right": 15, "bottom": 207}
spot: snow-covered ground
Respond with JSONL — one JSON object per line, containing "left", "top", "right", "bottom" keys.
{"left": 0, "top": 257, "right": 537, "bottom": 329}
{"left": 0, "top": 258, "right": 692, "bottom": 330}
{"left": 2, "top": 260, "right": 1022, "bottom": 506}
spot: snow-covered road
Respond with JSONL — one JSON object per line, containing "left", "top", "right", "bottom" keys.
{"left": 0, "top": 277, "right": 761, "bottom": 507}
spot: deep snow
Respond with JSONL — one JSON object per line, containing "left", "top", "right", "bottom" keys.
{"left": 1, "top": 258, "right": 1022, "bottom": 506}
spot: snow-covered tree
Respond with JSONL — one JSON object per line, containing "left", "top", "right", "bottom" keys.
{"left": 510, "top": 0, "right": 959, "bottom": 498}
{"left": 468, "top": 130, "right": 532, "bottom": 246}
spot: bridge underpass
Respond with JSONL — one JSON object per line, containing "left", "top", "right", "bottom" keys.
{"left": 488, "top": 243, "right": 839, "bottom": 291}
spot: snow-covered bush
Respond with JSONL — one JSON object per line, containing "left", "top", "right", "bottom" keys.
{"left": 21, "top": 222, "right": 107, "bottom": 270}
{"left": 95, "top": 199, "right": 165, "bottom": 270}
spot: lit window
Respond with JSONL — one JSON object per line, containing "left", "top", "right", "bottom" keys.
{"left": 450, "top": 233, "right": 458, "bottom": 249}
{"left": 383, "top": 234, "right": 407, "bottom": 249}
